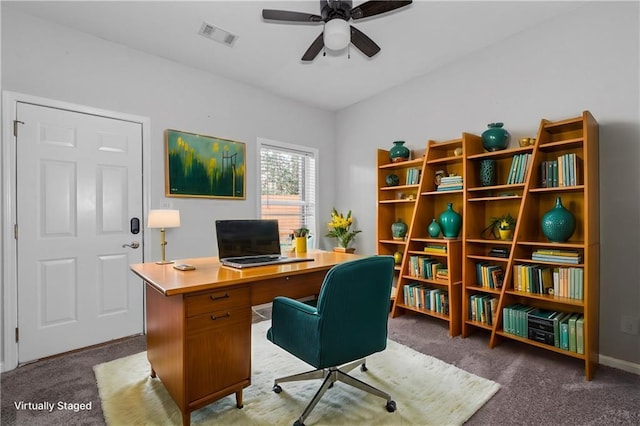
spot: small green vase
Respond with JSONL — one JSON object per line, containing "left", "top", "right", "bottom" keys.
{"left": 541, "top": 197, "right": 576, "bottom": 242}
{"left": 391, "top": 218, "right": 408, "bottom": 240}
{"left": 438, "top": 203, "right": 462, "bottom": 239}
{"left": 389, "top": 141, "right": 410, "bottom": 162}
{"left": 428, "top": 219, "right": 441, "bottom": 238}
{"left": 385, "top": 174, "right": 400, "bottom": 186}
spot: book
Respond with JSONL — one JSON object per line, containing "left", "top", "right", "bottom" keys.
{"left": 568, "top": 313, "right": 580, "bottom": 352}
{"left": 576, "top": 315, "right": 585, "bottom": 354}
{"left": 553, "top": 312, "right": 570, "bottom": 348}
{"left": 559, "top": 314, "right": 571, "bottom": 350}
{"left": 491, "top": 268, "right": 505, "bottom": 289}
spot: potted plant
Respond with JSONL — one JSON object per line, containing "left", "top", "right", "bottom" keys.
{"left": 325, "top": 208, "right": 361, "bottom": 253}
{"left": 483, "top": 213, "right": 516, "bottom": 240}
{"left": 292, "top": 227, "right": 310, "bottom": 253}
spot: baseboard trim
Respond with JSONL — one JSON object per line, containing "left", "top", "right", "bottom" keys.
{"left": 599, "top": 354, "right": 640, "bottom": 375}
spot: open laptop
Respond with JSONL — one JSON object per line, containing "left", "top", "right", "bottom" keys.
{"left": 215, "top": 219, "right": 313, "bottom": 269}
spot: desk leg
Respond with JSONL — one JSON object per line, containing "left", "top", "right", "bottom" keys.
{"left": 236, "top": 389, "right": 244, "bottom": 408}
{"left": 182, "top": 411, "right": 191, "bottom": 426}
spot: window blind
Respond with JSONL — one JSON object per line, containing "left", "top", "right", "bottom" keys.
{"left": 259, "top": 143, "right": 317, "bottom": 244}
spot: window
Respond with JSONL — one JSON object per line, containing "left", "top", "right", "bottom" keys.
{"left": 258, "top": 139, "right": 317, "bottom": 246}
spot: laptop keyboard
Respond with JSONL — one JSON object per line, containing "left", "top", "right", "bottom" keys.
{"left": 230, "top": 256, "right": 282, "bottom": 265}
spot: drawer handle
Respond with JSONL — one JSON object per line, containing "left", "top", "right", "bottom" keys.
{"left": 210, "top": 312, "right": 231, "bottom": 321}
{"left": 210, "top": 293, "right": 230, "bottom": 301}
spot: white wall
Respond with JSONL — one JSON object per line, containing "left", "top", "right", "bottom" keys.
{"left": 1, "top": 8, "right": 335, "bottom": 366}
{"left": 335, "top": 2, "right": 640, "bottom": 365}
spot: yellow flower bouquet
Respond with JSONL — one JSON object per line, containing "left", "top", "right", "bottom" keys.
{"left": 325, "top": 208, "right": 362, "bottom": 249}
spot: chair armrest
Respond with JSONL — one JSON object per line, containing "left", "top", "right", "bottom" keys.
{"left": 268, "top": 296, "right": 321, "bottom": 366}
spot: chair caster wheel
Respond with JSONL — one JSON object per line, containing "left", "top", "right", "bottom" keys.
{"left": 293, "top": 420, "right": 305, "bottom": 426}
{"left": 361, "top": 364, "right": 368, "bottom": 372}
{"left": 273, "top": 384, "right": 282, "bottom": 394}
{"left": 386, "top": 400, "right": 397, "bottom": 412}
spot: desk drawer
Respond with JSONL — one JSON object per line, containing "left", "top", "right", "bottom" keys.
{"left": 186, "top": 287, "right": 250, "bottom": 317}
{"left": 187, "top": 307, "right": 251, "bottom": 336}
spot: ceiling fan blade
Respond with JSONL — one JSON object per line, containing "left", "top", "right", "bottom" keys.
{"left": 350, "top": 26, "right": 381, "bottom": 58}
{"left": 302, "top": 33, "right": 325, "bottom": 61}
{"left": 351, "top": 0, "right": 413, "bottom": 20}
{"left": 262, "top": 9, "right": 323, "bottom": 23}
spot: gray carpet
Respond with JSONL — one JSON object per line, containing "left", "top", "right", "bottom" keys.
{"left": 2, "top": 309, "right": 639, "bottom": 425}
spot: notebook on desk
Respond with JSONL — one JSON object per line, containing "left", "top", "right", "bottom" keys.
{"left": 215, "top": 219, "right": 313, "bottom": 269}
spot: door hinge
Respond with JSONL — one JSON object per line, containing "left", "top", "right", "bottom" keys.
{"left": 14, "top": 223, "right": 18, "bottom": 240}
{"left": 13, "top": 120, "right": 24, "bottom": 137}
{"left": 15, "top": 327, "right": 19, "bottom": 343}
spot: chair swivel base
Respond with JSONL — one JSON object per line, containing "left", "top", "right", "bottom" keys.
{"left": 272, "top": 358, "right": 396, "bottom": 426}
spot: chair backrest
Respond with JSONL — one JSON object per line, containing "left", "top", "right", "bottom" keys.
{"left": 315, "top": 255, "right": 395, "bottom": 367}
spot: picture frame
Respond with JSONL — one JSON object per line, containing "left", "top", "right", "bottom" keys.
{"left": 165, "top": 129, "right": 246, "bottom": 199}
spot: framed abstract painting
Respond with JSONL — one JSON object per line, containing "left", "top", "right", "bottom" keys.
{"left": 165, "top": 129, "right": 246, "bottom": 199}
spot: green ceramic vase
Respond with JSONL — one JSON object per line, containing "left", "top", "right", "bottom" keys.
{"left": 541, "top": 197, "right": 576, "bottom": 242}
{"left": 481, "top": 123, "right": 510, "bottom": 152}
{"left": 391, "top": 218, "right": 408, "bottom": 240}
{"left": 438, "top": 203, "right": 462, "bottom": 239}
{"left": 389, "top": 141, "right": 410, "bottom": 162}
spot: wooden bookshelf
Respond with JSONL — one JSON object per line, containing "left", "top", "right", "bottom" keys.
{"left": 389, "top": 135, "right": 479, "bottom": 336}
{"left": 378, "top": 112, "right": 599, "bottom": 379}
{"left": 461, "top": 111, "right": 599, "bottom": 380}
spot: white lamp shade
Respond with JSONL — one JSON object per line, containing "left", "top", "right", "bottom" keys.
{"left": 147, "top": 209, "right": 181, "bottom": 228}
{"left": 324, "top": 19, "right": 350, "bottom": 51}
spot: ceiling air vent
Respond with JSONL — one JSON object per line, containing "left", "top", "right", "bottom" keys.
{"left": 198, "top": 21, "right": 238, "bottom": 47}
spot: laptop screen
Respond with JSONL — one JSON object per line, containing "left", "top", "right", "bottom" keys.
{"left": 215, "top": 219, "right": 282, "bottom": 259}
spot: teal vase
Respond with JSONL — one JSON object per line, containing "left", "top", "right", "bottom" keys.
{"left": 480, "top": 159, "right": 496, "bottom": 186}
{"left": 385, "top": 174, "right": 400, "bottom": 186}
{"left": 438, "top": 203, "right": 462, "bottom": 239}
{"left": 428, "top": 219, "right": 441, "bottom": 238}
{"left": 481, "top": 122, "right": 510, "bottom": 152}
{"left": 391, "top": 218, "right": 408, "bottom": 240}
{"left": 541, "top": 197, "right": 576, "bottom": 242}
{"left": 389, "top": 141, "right": 410, "bottom": 162}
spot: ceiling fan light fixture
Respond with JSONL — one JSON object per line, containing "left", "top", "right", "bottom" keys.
{"left": 323, "top": 18, "right": 350, "bottom": 51}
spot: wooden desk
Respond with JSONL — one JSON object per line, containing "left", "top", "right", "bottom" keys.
{"left": 130, "top": 250, "right": 357, "bottom": 426}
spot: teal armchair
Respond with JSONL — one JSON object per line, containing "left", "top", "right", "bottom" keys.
{"left": 266, "top": 255, "right": 397, "bottom": 426}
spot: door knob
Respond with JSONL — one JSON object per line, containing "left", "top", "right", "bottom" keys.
{"left": 122, "top": 241, "right": 140, "bottom": 249}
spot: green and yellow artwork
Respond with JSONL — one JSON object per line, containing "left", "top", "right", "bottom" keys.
{"left": 165, "top": 129, "right": 246, "bottom": 199}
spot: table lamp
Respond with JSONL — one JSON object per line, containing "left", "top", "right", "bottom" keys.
{"left": 147, "top": 209, "right": 181, "bottom": 264}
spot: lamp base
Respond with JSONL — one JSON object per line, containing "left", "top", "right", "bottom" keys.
{"left": 155, "top": 260, "right": 175, "bottom": 265}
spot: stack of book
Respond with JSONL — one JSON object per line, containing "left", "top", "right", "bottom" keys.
{"left": 517, "top": 308, "right": 585, "bottom": 354}
{"left": 488, "top": 247, "right": 509, "bottom": 258}
{"left": 436, "top": 175, "right": 463, "bottom": 191}
{"left": 531, "top": 248, "right": 581, "bottom": 264}
{"left": 513, "top": 264, "right": 583, "bottom": 299}
{"left": 540, "top": 153, "right": 579, "bottom": 187}
{"left": 408, "top": 256, "right": 444, "bottom": 279}
{"left": 506, "top": 153, "right": 531, "bottom": 184}
{"left": 403, "top": 283, "right": 449, "bottom": 315}
{"left": 406, "top": 167, "right": 421, "bottom": 185}
{"left": 423, "top": 244, "right": 447, "bottom": 254}
{"left": 512, "top": 264, "right": 553, "bottom": 294}
{"left": 475, "top": 262, "right": 504, "bottom": 289}
{"left": 469, "top": 294, "right": 498, "bottom": 325}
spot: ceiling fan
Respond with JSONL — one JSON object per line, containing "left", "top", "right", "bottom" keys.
{"left": 262, "top": 0, "right": 413, "bottom": 61}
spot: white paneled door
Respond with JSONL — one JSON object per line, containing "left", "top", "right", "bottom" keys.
{"left": 16, "top": 102, "right": 144, "bottom": 363}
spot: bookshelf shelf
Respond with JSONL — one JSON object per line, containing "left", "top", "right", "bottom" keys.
{"left": 495, "top": 330, "right": 587, "bottom": 360}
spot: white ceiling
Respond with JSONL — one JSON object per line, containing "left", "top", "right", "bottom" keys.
{"left": 5, "top": 1, "right": 584, "bottom": 111}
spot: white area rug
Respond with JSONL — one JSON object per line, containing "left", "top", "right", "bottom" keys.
{"left": 94, "top": 321, "right": 499, "bottom": 425}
